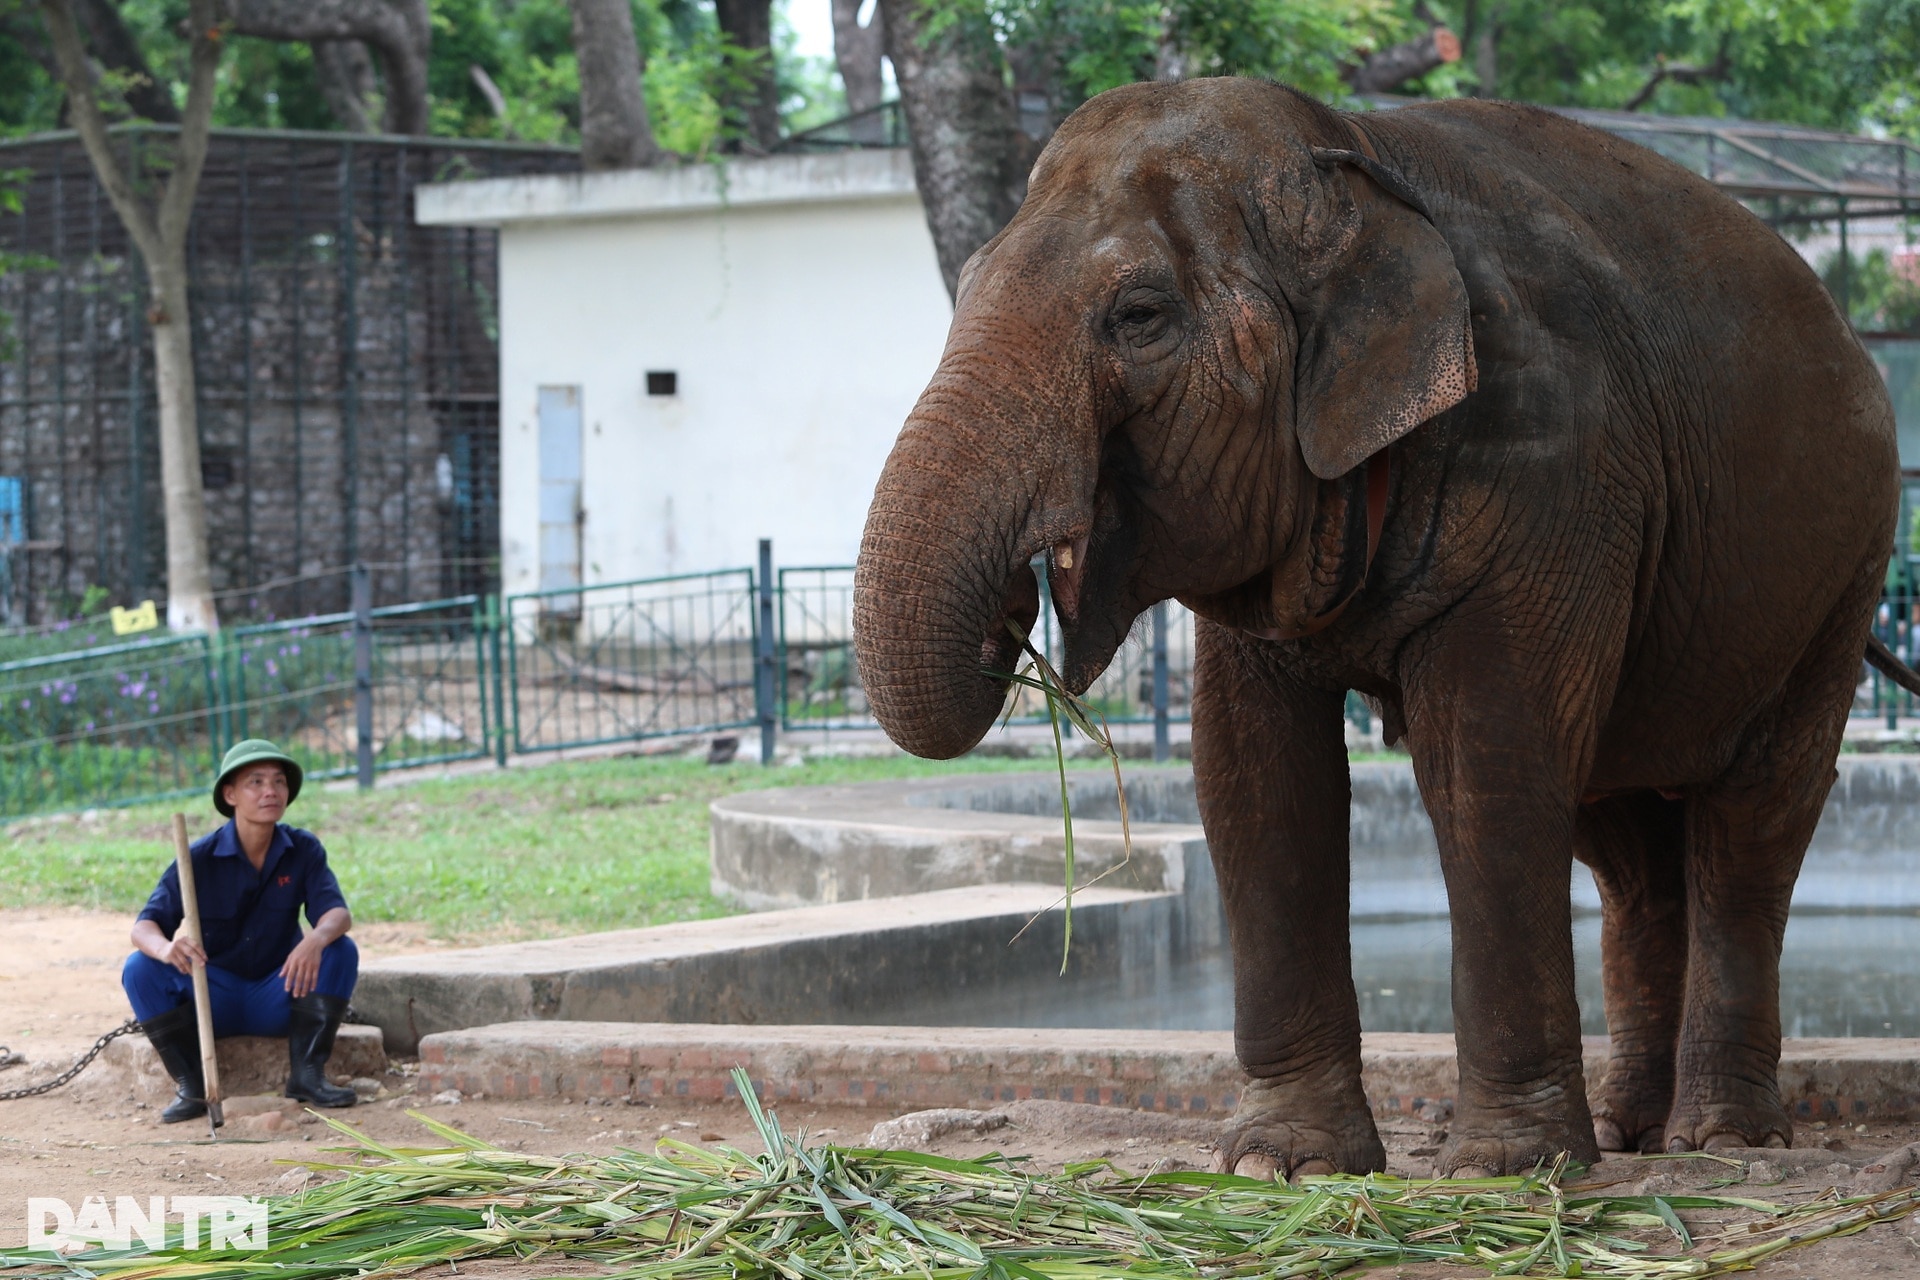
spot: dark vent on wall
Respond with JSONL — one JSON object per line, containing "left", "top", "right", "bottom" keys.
{"left": 646, "top": 371, "right": 678, "bottom": 396}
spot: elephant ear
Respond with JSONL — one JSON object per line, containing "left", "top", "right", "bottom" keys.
{"left": 1285, "top": 149, "right": 1477, "bottom": 481}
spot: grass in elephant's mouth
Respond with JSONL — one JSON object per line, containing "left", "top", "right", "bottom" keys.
{"left": 21, "top": 1068, "right": 1917, "bottom": 1280}
{"left": 990, "top": 621, "right": 1133, "bottom": 973}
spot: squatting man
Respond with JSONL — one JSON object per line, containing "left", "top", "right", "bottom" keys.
{"left": 121, "top": 739, "right": 360, "bottom": 1123}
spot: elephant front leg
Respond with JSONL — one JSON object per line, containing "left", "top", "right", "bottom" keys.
{"left": 1407, "top": 689, "right": 1601, "bottom": 1175}
{"left": 1192, "top": 625, "right": 1384, "bottom": 1179}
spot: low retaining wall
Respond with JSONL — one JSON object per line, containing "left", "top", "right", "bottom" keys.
{"left": 711, "top": 759, "right": 1920, "bottom": 916}
{"left": 360, "top": 875, "right": 1222, "bottom": 1054}
{"left": 417, "top": 1022, "right": 1920, "bottom": 1123}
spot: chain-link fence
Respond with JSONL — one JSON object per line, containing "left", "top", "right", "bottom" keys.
{"left": 0, "top": 572, "right": 490, "bottom": 819}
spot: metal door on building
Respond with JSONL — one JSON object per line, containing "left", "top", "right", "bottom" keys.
{"left": 537, "top": 386, "right": 584, "bottom": 620}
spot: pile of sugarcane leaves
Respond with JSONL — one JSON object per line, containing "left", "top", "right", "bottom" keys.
{"left": 5, "top": 1073, "right": 1919, "bottom": 1280}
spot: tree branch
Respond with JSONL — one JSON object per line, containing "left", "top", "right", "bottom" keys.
{"left": 1345, "top": 25, "right": 1461, "bottom": 94}
{"left": 37, "top": 0, "right": 160, "bottom": 260}
{"left": 312, "top": 39, "right": 378, "bottom": 132}
{"left": 156, "top": 0, "right": 220, "bottom": 249}
{"left": 225, "top": 0, "right": 431, "bottom": 134}
{"left": 1624, "top": 34, "right": 1732, "bottom": 112}
{"left": 73, "top": 0, "right": 181, "bottom": 122}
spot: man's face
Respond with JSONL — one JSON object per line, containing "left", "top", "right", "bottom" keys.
{"left": 223, "top": 764, "right": 288, "bottom": 824}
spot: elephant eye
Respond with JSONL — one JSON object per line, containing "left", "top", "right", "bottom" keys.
{"left": 1109, "top": 298, "right": 1175, "bottom": 348}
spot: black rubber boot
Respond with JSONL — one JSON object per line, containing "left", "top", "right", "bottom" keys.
{"left": 140, "top": 1003, "right": 210, "bottom": 1124}
{"left": 285, "top": 994, "right": 357, "bottom": 1108}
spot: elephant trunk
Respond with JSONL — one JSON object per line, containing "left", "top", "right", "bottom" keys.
{"left": 854, "top": 375, "right": 1051, "bottom": 760}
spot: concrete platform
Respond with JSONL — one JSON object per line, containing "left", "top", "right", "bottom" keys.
{"left": 73, "top": 1024, "right": 387, "bottom": 1106}
{"left": 358, "top": 882, "right": 1211, "bottom": 1053}
{"left": 417, "top": 1022, "right": 1920, "bottom": 1123}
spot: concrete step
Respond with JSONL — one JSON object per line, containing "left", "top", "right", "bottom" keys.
{"left": 417, "top": 1022, "right": 1920, "bottom": 1124}
{"left": 71, "top": 1024, "right": 387, "bottom": 1106}
{"left": 358, "top": 884, "right": 1180, "bottom": 1053}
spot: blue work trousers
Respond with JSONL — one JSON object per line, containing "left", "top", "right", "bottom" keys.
{"left": 121, "top": 936, "right": 358, "bottom": 1035}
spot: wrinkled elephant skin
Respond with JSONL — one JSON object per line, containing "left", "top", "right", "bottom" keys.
{"left": 853, "top": 80, "right": 1898, "bottom": 1178}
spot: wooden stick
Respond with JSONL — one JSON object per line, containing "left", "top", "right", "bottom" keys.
{"left": 171, "top": 813, "right": 223, "bottom": 1135}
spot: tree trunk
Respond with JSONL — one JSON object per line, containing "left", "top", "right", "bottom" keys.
{"left": 1346, "top": 26, "right": 1461, "bottom": 93}
{"left": 830, "top": 0, "right": 885, "bottom": 142}
{"left": 311, "top": 39, "right": 378, "bottom": 133}
{"left": 567, "top": 0, "right": 662, "bottom": 169}
{"left": 147, "top": 257, "right": 217, "bottom": 632}
{"left": 878, "top": 0, "right": 1024, "bottom": 300}
{"left": 226, "top": 0, "right": 431, "bottom": 134}
{"left": 40, "top": 0, "right": 221, "bottom": 630}
{"left": 73, "top": 0, "right": 181, "bottom": 122}
{"left": 715, "top": 0, "right": 781, "bottom": 153}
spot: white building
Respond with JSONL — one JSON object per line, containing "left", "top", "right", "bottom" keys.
{"left": 415, "top": 150, "right": 952, "bottom": 596}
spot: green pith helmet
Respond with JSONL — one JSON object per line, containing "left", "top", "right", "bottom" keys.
{"left": 213, "top": 739, "right": 304, "bottom": 818}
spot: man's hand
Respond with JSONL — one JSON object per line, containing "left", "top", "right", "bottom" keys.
{"left": 280, "top": 934, "right": 328, "bottom": 998}
{"left": 160, "top": 934, "right": 205, "bottom": 975}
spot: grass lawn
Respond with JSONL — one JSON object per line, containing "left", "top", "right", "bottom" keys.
{"left": 0, "top": 752, "right": 1131, "bottom": 944}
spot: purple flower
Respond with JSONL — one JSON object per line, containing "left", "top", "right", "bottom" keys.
{"left": 266, "top": 659, "right": 279, "bottom": 677}
{"left": 289, "top": 644, "right": 301, "bottom": 656}
{"left": 59, "top": 691, "right": 73, "bottom": 704}
{"left": 17, "top": 699, "right": 27, "bottom": 710}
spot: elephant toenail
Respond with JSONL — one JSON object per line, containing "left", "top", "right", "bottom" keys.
{"left": 1667, "top": 1135, "right": 1696, "bottom": 1153}
{"left": 1765, "top": 1133, "right": 1788, "bottom": 1149}
{"left": 1447, "top": 1163, "right": 1497, "bottom": 1179}
{"left": 1233, "top": 1152, "right": 1282, "bottom": 1181}
{"left": 1290, "top": 1159, "right": 1336, "bottom": 1181}
{"left": 1593, "top": 1118, "right": 1629, "bottom": 1151}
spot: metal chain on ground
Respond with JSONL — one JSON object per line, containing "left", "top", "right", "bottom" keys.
{"left": 0, "top": 1017, "right": 142, "bottom": 1101}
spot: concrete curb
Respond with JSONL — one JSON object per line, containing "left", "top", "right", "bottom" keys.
{"left": 415, "top": 1022, "right": 1920, "bottom": 1123}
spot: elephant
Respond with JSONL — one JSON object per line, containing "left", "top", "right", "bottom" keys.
{"left": 852, "top": 76, "right": 1910, "bottom": 1178}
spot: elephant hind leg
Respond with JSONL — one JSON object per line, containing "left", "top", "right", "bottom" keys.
{"left": 1665, "top": 575, "right": 1878, "bottom": 1153}
{"left": 1576, "top": 792, "right": 1687, "bottom": 1153}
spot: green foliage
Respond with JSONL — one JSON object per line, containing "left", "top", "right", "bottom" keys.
{"left": 1412, "top": 0, "right": 1920, "bottom": 138}
{"left": 1821, "top": 243, "right": 1920, "bottom": 331}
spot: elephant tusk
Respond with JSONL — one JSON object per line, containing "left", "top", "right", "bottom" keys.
{"left": 1054, "top": 541, "right": 1075, "bottom": 570}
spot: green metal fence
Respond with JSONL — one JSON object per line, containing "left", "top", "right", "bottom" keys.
{"left": 0, "top": 591, "right": 491, "bottom": 819}
{"left": 503, "top": 570, "right": 760, "bottom": 754}
{"left": 776, "top": 563, "right": 1197, "bottom": 735}
{"left": 19, "top": 548, "right": 1920, "bottom": 820}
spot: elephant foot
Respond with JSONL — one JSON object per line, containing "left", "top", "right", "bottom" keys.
{"left": 1210, "top": 1079, "right": 1385, "bottom": 1180}
{"left": 1435, "top": 1116, "right": 1600, "bottom": 1178}
{"left": 1663, "top": 1099, "right": 1791, "bottom": 1153}
{"left": 1592, "top": 1087, "right": 1673, "bottom": 1153}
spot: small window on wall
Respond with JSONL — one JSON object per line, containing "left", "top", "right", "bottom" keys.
{"left": 201, "top": 447, "right": 237, "bottom": 491}
{"left": 646, "top": 371, "right": 677, "bottom": 397}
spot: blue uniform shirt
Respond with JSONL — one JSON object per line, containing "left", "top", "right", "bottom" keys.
{"left": 136, "top": 822, "right": 349, "bottom": 982}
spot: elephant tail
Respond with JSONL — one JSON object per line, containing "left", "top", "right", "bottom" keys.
{"left": 1866, "top": 633, "right": 1920, "bottom": 697}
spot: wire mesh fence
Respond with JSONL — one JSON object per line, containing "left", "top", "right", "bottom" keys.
{"left": 0, "top": 589, "right": 492, "bottom": 819}
{"left": 504, "top": 570, "right": 760, "bottom": 754}
{"left": 0, "top": 126, "right": 576, "bottom": 626}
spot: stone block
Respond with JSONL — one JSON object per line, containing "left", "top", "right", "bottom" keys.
{"left": 77, "top": 1024, "right": 386, "bottom": 1106}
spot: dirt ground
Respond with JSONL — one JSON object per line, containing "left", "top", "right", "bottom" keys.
{"left": 3, "top": 908, "right": 1920, "bottom": 1277}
